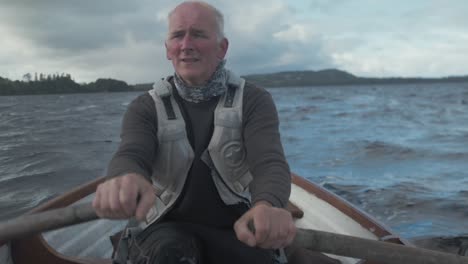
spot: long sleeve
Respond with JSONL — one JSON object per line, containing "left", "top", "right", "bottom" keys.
{"left": 106, "top": 93, "right": 158, "bottom": 180}
{"left": 242, "top": 83, "right": 291, "bottom": 208}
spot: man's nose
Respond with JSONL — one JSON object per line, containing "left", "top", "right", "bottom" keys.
{"left": 180, "top": 35, "right": 194, "bottom": 51}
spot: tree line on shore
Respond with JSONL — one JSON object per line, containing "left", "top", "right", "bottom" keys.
{"left": 1, "top": 69, "right": 468, "bottom": 96}
{"left": 0, "top": 73, "right": 135, "bottom": 95}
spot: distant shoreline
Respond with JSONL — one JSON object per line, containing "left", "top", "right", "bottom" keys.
{"left": 1, "top": 69, "right": 468, "bottom": 96}
{"left": 242, "top": 69, "right": 468, "bottom": 88}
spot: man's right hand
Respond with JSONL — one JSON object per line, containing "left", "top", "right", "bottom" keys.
{"left": 92, "top": 173, "right": 156, "bottom": 221}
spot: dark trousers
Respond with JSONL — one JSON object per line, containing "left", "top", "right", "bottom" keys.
{"left": 128, "top": 222, "right": 276, "bottom": 264}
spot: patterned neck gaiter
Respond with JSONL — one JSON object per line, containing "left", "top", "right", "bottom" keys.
{"left": 173, "top": 60, "right": 228, "bottom": 103}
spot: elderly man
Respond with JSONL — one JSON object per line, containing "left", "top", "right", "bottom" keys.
{"left": 93, "top": 1, "right": 295, "bottom": 263}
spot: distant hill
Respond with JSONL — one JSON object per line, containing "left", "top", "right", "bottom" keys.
{"left": 132, "top": 69, "right": 468, "bottom": 91}
{"left": 242, "top": 69, "right": 468, "bottom": 88}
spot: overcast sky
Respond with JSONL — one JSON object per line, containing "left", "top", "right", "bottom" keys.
{"left": 1, "top": 0, "right": 467, "bottom": 84}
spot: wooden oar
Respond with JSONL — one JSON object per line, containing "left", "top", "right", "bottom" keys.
{"left": 294, "top": 228, "right": 468, "bottom": 264}
{"left": 0, "top": 203, "right": 98, "bottom": 242}
{"left": 1, "top": 203, "right": 468, "bottom": 264}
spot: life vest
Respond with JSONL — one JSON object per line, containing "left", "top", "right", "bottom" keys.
{"left": 140, "top": 71, "right": 253, "bottom": 228}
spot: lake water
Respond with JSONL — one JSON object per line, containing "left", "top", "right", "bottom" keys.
{"left": 1, "top": 82, "right": 468, "bottom": 243}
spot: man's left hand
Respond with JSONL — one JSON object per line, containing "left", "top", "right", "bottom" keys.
{"left": 234, "top": 201, "right": 296, "bottom": 249}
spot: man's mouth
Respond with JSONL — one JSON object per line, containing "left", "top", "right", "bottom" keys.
{"left": 181, "top": 58, "right": 199, "bottom": 63}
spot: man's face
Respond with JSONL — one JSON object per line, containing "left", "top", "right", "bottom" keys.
{"left": 165, "top": 3, "right": 228, "bottom": 86}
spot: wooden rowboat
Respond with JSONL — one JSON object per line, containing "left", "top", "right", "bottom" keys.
{"left": 0, "top": 173, "right": 408, "bottom": 264}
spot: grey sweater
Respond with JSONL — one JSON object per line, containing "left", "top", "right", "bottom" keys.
{"left": 106, "top": 80, "right": 291, "bottom": 227}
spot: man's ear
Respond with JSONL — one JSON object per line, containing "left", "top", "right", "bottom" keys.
{"left": 217, "top": 38, "right": 229, "bottom": 59}
{"left": 165, "top": 41, "right": 171, "bottom": 60}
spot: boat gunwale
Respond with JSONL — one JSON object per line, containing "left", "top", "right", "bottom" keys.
{"left": 291, "top": 173, "right": 407, "bottom": 244}
{"left": 291, "top": 173, "right": 410, "bottom": 264}
{"left": 2, "top": 174, "right": 409, "bottom": 264}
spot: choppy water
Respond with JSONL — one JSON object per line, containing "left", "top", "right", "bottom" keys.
{"left": 1, "top": 83, "right": 468, "bottom": 244}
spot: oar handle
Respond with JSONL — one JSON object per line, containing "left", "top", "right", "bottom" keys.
{"left": 0, "top": 203, "right": 98, "bottom": 242}
{"left": 295, "top": 228, "right": 468, "bottom": 264}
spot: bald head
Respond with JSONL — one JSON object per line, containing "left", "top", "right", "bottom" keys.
{"left": 168, "top": 1, "right": 225, "bottom": 41}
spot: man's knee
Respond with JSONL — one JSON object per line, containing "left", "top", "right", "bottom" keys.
{"left": 132, "top": 223, "right": 203, "bottom": 264}
{"left": 151, "top": 229, "right": 202, "bottom": 264}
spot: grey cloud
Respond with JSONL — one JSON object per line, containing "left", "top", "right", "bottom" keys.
{"left": 0, "top": 1, "right": 163, "bottom": 53}
{"left": 418, "top": 2, "right": 468, "bottom": 30}
{"left": 0, "top": 0, "right": 337, "bottom": 82}
{"left": 3, "top": 0, "right": 463, "bottom": 82}
{"left": 220, "top": 1, "right": 335, "bottom": 75}
{"left": 0, "top": 0, "right": 139, "bottom": 16}
{"left": 227, "top": 31, "right": 333, "bottom": 75}
{"left": 308, "top": 0, "right": 346, "bottom": 13}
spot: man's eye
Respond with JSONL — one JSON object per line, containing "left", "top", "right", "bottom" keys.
{"left": 171, "top": 33, "right": 183, "bottom": 39}
{"left": 193, "top": 32, "right": 205, "bottom": 38}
